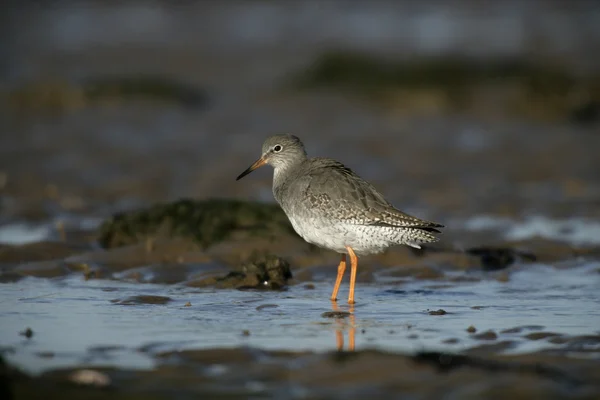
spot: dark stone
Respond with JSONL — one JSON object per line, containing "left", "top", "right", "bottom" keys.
{"left": 256, "top": 304, "right": 278, "bottom": 311}
{"left": 19, "top": 328, "right": 33, "bottom": 339}
{"left": 111, "top": 295, "right": 173, "bottom": 305}
{"left": 197, "top": 255, "right": 292, "bottom": 290}
{"left": 321, "top": 311, "right": 352, "bottom": 319}
{"left": 428, "top": 309, "right": 447, "bottom": 316}
{"left": 465, "top": 247, "right": 536, "bottom": 271}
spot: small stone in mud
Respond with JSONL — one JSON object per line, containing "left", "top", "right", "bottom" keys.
{"left": 19, "top": 327, "right": 33, "bottom": 339}
{"left": 184, "top": 302, "right": 192, "bottom": 307}
{"left": 472, "top": 330, "right": 497, "bottom": 341}
{"left": 524, "top": 332, "right": 562, "bottom": 341}
{"left": 256, "top": 304, "right": 278, "bottom": 311}
{"left": 111, "top": 295, "right": 172, "bottom": 305}
{"left": 407, "top": 334, "right": 419, "bottom": 339}
{"left": 36, "top": 351, "right": 55, "bottom": 358}
{"left": 466, "top": 325, "right": 477, "bottom": 333}
{"left": 443, "top": 338, "right": 460, "bottom": 344}
{"left": 471, "top": 306, "right": 484, "bottom": 310}
{"left": 303, "top": 283, "right": 315, "bottom": 290}
{"left": 242, "top": 330, "right": 251, "bottom": 336}
{"left": 321, "top": 311, "right": 351, "bottom": 319}
{"left": 240, "top": 255, "right": 292, "bottom": 289}
{"left": 428, "top": 309, "right": 447, "bottom": 316}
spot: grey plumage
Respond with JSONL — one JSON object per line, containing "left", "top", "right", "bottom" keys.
{"left": 240, "top": 134, "right": 443, "bottom": 255}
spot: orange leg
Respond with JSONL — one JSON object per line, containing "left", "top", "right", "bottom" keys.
{"left": 346, "top": 246, "right": 358, "bottom": 304}
{"left": 330, "top": 254, "right": 347, "bottom": 301}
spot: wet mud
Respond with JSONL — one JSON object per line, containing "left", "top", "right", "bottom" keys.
{"left": 3, "top": 348, "right": 600, "bottom": 399}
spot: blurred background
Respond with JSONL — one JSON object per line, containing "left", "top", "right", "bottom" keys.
{"left": 1, "top": 0, "right": 599, "bottom": 230}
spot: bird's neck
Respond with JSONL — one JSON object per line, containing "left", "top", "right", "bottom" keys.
{"left": 272, "top": 158, "right": 304, "bottom": 191}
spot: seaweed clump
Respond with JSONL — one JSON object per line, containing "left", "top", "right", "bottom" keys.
{"left": 97, "top": 198, "right": 295, "bottom": 249}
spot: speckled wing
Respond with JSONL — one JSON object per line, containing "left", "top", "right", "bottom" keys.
{"left": 299, "top": 158, "right": 443, "bottom": 231}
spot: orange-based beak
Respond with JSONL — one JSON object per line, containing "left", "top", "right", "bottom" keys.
{"left": 236, "top": 156, "right": 267, "bottom": 181}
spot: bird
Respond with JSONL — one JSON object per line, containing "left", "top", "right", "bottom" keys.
{"left": 236, "top": 134, "right": 443, "bottom": 304}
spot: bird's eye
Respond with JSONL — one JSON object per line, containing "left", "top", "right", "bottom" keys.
{"left": 273, "top": 145, "right": 282, "bottom": 152}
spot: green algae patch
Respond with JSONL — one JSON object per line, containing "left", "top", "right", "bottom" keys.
{"left": 97, "top": 198, "right": 295, "bottom": 249}
{"left": 292, "top": 51, "right": 600, "bottom": 122}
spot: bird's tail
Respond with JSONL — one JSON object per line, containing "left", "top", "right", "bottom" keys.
{"left": 405, "top": 227, "right": 441, "bottom": 249}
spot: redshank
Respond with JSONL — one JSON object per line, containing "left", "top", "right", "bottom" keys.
{"left": 236, "top": 134, "right": 443, "bottom": 304}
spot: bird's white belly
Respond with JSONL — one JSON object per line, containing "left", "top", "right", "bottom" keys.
{"left": 287, "top": 215, "right": 390, "bottom": 255}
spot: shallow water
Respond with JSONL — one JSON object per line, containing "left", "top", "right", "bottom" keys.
{"left": 2, "top": 258, "right": 598, "bottom": 375}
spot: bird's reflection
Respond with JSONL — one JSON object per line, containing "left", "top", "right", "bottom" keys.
{"left": 331, "top": 301, "right": 356, "bottom": 351}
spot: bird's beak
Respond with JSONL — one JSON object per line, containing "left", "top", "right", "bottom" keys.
{"left": 236, "top": 156, "right": 267, "bottom": 181}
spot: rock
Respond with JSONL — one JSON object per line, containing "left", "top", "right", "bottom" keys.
{"left": 186, "top": 254, "right": 292, "bottom": 290}
{"left": 321, "top": 311, "right": 352, "bottom": 319}
{"left": 97, "top": 198, "right": 295, "bottom": 249}
{"left": 19, "top": 328, "right": 33, "bottom": 339}
{"left": 442, "top": 338, "right": 460, "bottom": 344}
{"left": 111, "top": 295, "right": 173, "bottom": 305}
{"left": 428, "top": 309, "right": 447, "bottom": 316}
{"left": 256, "top": 304, "right": 278, "bottom": 311}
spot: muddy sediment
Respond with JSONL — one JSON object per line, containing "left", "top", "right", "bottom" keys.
{"left": 3, "top": 348, "right": 599, "bottom": 399}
